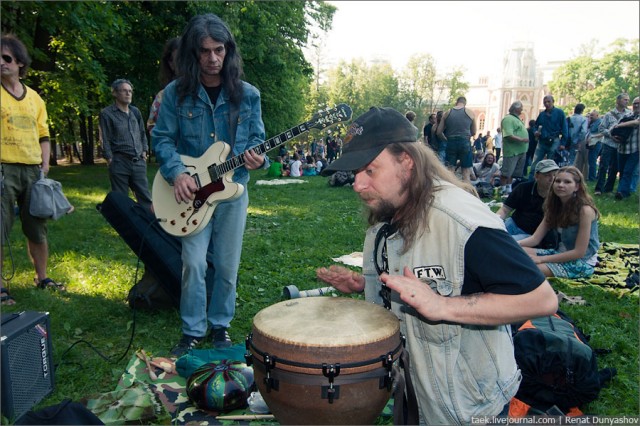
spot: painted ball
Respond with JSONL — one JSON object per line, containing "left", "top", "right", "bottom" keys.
{"left": 186, "top": 360, "right": 255, "bottom": 412}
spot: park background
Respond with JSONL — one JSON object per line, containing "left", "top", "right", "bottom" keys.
{"left": 1, "top": 0, "right": 639, "bottom": 421}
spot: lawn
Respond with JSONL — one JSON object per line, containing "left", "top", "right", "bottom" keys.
{"left": 1, "top": 160, "right": 638, "bottom": 421}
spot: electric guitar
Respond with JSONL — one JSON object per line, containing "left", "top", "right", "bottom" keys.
{"left": 152, "top": 103, "right": 353, "bottom": 237}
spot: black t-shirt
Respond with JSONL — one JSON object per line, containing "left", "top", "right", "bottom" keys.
{"left": 462, "top": 227, "right": 545, "bottom": 295}
{"left": 204, "top": 84, "right": 222, "bottom": 105}
{"left": 503, "top": 180, "right": 544, "bottom": 235}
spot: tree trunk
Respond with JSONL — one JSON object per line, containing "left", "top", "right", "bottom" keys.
{"left": 49, "top": 133, "right": 58, "bottom": 166}
{"left": 79, "top": 115, "right": 89, "bottom": 165}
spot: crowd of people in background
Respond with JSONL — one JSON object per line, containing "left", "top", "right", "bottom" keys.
{"left": 417, "top": 92, "right": 639, "bottom": 280}
{"left": 265, "top": 132, "right": 343, "bottom": 178}
{"left": 421, "top": 92, "right": 639, "bottom": 203}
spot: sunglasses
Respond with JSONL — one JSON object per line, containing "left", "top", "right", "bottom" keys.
{"left": 374, "top": 222, "right": 398, "bottom": 310}
{"left": 2, "top": 54, "right": 14, "bottom": 63}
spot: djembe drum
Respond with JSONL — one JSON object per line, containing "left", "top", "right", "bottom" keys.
{"left": 246, "top": 297, "right": 402, "bottom": 425}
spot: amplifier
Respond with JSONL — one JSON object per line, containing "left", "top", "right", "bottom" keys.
{"left": 1, "top": 311, "right": 55, "bottom": 422}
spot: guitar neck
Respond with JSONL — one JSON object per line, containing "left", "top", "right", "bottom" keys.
{"left": 214, "top": 121, "right": 310, "bottom": 178}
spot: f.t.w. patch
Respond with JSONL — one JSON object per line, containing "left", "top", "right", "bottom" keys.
{"left": 413, "top": 265, "right": 446, "bottom": 280}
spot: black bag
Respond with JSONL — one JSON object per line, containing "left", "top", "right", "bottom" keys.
{"left": 97, "top": 191, "right": 182, "bottom": 308}
{"left": 328, "top": 170, "right": 354, "bottom": 187}
{"left": 474, "top": 181, "right": 494, "bottom": 198}
{"left": 610, "top": 115, "right": 636, "bottom": 143}
{"left": 127, "top": 269, "right": 175, "bottom": 310}
{"left": 14, "top": 399, "right": 104, "bottom": 425}
{"left": 512, "top": 312, "right": 616, "bottom": 412}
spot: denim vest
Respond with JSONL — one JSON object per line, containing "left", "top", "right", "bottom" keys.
{"left": 363, "top": 181, "right": 521, "bottom": 425}
{"left": 557, "top": 218, "right": 600, "bottom": 265}
{"left": 152, "top": 80, "right": 265, "bottom": 185}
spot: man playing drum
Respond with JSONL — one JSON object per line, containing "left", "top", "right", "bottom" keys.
{"left": 317, "top": 107, "right": 557, "bottom": 424}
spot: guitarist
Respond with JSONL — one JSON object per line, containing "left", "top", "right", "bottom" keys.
{"left": 152, "top": 14, "right": 269, "bottom": 357}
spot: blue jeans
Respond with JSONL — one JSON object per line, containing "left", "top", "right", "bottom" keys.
{"left": 631, "top": 162, "right": 639, "bottom": 193}
{"left": 180, "top": 191, "right": 249, "bottom": 337}
{"left": 617, "top": 151, "right": 640, "bottom": 197}
{"left": 595, "top": 144, "right": 618, "bottom": 193}
{"left": 504, "top": 217, "right": 530, "bottom": 241}
{"left": 528, "top": 137, "right": 561, "bottom": 180}
{"left": 438, "top": 140, "right": 447, "bottom": 164}
{"left": 587, "top": 142, "right": 602, "bottom": 181}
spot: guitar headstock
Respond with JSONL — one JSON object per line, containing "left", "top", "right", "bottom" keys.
{"left": 308, "top": 104, "right": 353, "bottom": 130}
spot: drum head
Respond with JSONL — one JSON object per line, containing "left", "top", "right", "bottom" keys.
{"left": 252, "top": 297, "right": 399, "bottom": 347}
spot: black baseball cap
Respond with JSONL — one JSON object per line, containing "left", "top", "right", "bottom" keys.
{"left": 321, "top": 107, "right": 418, "bottom": 176}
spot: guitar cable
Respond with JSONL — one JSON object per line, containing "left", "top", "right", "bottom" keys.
{"left": 54, "top": 206, "right": 160, "bottom": 373}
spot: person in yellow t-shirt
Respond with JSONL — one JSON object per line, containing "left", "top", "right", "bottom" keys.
{"left": 1, "top": 33, "right": 66, "bottom": 294}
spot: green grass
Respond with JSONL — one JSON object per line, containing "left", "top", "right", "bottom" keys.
{"left": 1, "top": 161, "right": 638, "bottom": 421}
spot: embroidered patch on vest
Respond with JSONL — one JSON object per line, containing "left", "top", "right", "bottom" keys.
{"left": 413, "top": 265, "right": 446, "bottom": 280}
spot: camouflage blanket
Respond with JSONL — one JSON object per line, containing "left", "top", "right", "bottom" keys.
{"left": 106, "top": 345, "right": 393, "bottom": 425}
{"left": 577, "top": 242, "right": 639, "bottom": 294}
{"left": 111, "top": 345, "right": 274, "bottom": 425}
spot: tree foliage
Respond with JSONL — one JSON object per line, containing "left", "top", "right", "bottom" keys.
{"left": 1, "top": 1, "right": 335, "bottom": 163}
{"left": 317, "top": 54, "right": 470, "bottom": 132}
{"left": 548, "top": 38, "right": 639, "bottom": 114}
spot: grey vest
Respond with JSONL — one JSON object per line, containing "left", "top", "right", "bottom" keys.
{"left": 363, "top": 181, "right": 521, "bottom": 425}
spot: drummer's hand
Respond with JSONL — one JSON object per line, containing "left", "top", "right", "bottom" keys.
{"left": 381, "top": 267, "right": 444, "bottom": 321}
{"left": 316, "top": 265, "right": 364, "bottom": 294}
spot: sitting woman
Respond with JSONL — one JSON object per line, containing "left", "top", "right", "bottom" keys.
{"left": 302, "top": 155, "right": 317, "bottom": 176}
{"left": 471, "top": 152, "right": 501, "bottom": 186}
{"left": 519, "top": 166, "right": 599, "bottom": 279}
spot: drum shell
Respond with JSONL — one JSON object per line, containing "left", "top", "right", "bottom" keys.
{"left": 248, "top": 297, "right": 402, "bottom": 425}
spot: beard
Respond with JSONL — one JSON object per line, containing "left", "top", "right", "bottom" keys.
{"left": 362, "top": 196, "right": 397, "bottom": 224}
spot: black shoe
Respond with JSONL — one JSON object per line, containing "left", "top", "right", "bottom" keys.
{"left": 615, "top": 192, "right": 623, "bottom": 200}
{"left": 170, "top": 334, "right": 201, "bottom": 357}
{"left": 211, "top": 327, "right": 232, "bottom": 349}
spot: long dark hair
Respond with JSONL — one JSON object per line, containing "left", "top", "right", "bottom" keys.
{"left": 176, "top": 14, "right": 244, "bottom": 105}
{"left": 544, "top": 166, "right": 599, "bottom": 228}
{"left": 159, "top": 37, "right": 180, "bottom": 88}
{"left": 481, "top": 153, "right": 495, "bottom": 169}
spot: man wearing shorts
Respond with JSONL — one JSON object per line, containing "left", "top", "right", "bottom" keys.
{"left": 499, "top": 101, "right": 529, "bottom": 196}
{"left": 436, "top": 96, "right": 476, "bottom": 182}
{"left": 1, "top": 34, "right": 65, "bottom": 292}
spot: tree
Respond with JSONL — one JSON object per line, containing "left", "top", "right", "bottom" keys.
{"left": 548, "top": 38, "right": 639, "bottom": 114}
{"left": 399, "top": 53, "right": 438, "bottom": 122}
{"left": 1, "top": 1, "right": 335, "bottom": 164}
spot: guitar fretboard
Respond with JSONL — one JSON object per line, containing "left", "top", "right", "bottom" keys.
{"left": 210, "top": 122, "right": 311, "bottom": 180}
{"left": 207, "top": 103, "right": 352, "bottom": 181}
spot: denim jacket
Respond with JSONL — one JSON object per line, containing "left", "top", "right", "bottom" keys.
{"left": 152, "top": 79, "right": 266, "bottom": 185}
{"left": 363, "top": 181, "right": 521, "bottom": 425}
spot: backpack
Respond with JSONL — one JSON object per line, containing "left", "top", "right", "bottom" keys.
{"left": 474, "top": 181, "right": 494, "bottom": 198}
{"left": 610, "top": 115, "right": 637, "bottom": 144}
{"left": 511, "top": 311, "right": 616, "bottom": 412}
{"left": 127, "top": 270, "right": 175, "bottom": 310}
{"left": 328, "top": 170, "right": 354, "bottom": 187}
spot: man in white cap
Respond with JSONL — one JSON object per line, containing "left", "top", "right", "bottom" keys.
{"left": 316, "top": 107, "right": 557, "bottom": 425}
{"left": 497, "top": 159, "right": 559, "bottom": 245}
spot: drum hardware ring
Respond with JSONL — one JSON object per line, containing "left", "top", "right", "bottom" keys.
{"left": 247, "top": 336, "right": 403, "bottom": 371}
{"left": 262, "top": 353, "right": 278, "bottom": 392}
{"left": 382, "top": 352, "right": 394, "bottom": 391}
{"left": 322, "top": 364, "right": 341, "bottom": 403}
{"left": 244, "top": 334, "right": 254, "bottom": 366}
